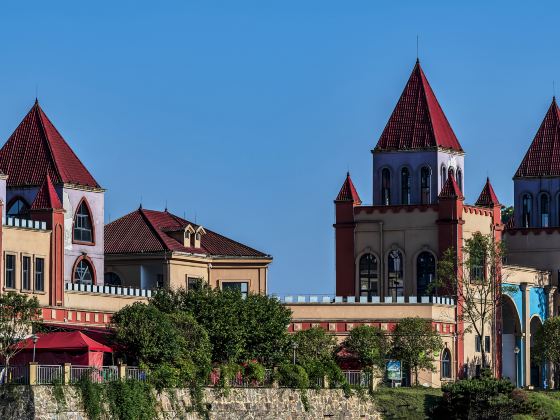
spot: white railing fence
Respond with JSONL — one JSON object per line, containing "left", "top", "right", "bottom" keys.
{"left": 343, "top": 370, "right": 371, "bottom": 387}
{"left": 65, "top": 282, "right": 152, "bottom": 298}
{"left": 125, "top": 366, "right": 148, "bottom": 382}
{"left": 37, "top": 365, "right": 63, "bottom": 385}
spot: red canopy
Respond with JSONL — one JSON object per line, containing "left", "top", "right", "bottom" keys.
{"left": 18, "top": 332, "right": 112, "bottom": 352}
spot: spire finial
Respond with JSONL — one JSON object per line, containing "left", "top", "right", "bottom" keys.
{"left": 553, "top": 80, "right": 556, "bottom": 101}
{"left": 164, "top": 199, "right": 168, "bottom": 212}
{"left": 416, "top": 35, "right": 419, "bottom": 62}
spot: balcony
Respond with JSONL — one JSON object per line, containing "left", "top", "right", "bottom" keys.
{"left": 271, "top": 294, "right": 455, "bottom": 305}
{"left": 3, "top": 216, "right": 47, "bottom": 230}
{"left": 65, "top": 282, "right": 152, "bottom": 298}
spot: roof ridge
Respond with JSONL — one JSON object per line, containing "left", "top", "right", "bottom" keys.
{"left": 138, "top": 208, "right": 172, "bottom": 251}
{"left": 34, "top": 103, "right": 64, "bottom": 184}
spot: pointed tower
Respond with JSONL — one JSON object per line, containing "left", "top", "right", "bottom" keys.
{"left": 334, "top": 172, "right": 361, "bottom": 296}
{"left": 0, "top": 100, "right": 105, "bottom": 286}
{"left": 513, "top": 97, "right": 560, "bottom": 228}
{"left": 372, "top": 60, "right": 464, "bottom": 206}
{"left": 29, "top": 176, "right": 65, "bottom": 306}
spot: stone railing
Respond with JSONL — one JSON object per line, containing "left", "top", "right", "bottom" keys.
{"left": 3, "top": 216, "right": 47, "bottom": 230}
{"left": 65, "top": 282, "right": 152, "bottom": 298}
{"left": 272, "top": 294, "right": 455, "bottom": 305}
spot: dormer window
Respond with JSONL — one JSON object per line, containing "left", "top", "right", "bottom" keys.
{"left": 183, "top": 225, "right": 196, "bottom": 247}
{"left": 74, "top": 199, "right": 94, "bottom": 243}
{"left": 194, "top": 227, "right": 206, "bottom": 248}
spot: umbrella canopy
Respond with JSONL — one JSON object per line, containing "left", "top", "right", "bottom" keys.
{"left": 18, "top": 331, "right": 112, "bottom": 353}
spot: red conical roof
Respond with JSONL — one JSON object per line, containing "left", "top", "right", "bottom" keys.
{"left": 31, "top": 175, "right": 63, "bottom": 210}
{"left": 439, "top": 172, "right": 463, "bottom": 199}
{"left": 0, "top": 100, "right": 100, "bottom": 188}
{"left": 374, "top": 60, "right": 463, "bottom": 152}
{"left": 475, "top": 177, "right": 500, "bottom": 207}
{"left": 335, "top": 172, "right": 362, "bottom": 204}
{"left": 515, "top": 97, "right": 560, "bottom": 178}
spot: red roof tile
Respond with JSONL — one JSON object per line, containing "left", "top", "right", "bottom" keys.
{"left": 335, "top": 172, "right": 362, "bottom": 204}
{"left": 475, "top": 177, "right": 500, "bottom": 207}
{"left": 439, "top": 172, "right": 463, "bottom": 199}
{"left": 105, "top": 208, "right": 269, "bottom": 258}
{"left": 30, "top": 176, "right": 63, "bottom": 210}
{"left": 0, "top": 100, "right": 100, "bottom": 188}
{"left": 374, "top": 60, "right": 463, "bottom": 152}
{"left": 515, "top": 97, "right": 560, "bottom": 178}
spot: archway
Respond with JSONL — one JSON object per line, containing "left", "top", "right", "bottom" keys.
{"left": 530, "top": 316, "right": 543, "bottom": 387}
{"left": 502, "top": 295, "right": 522, "bottom": 386}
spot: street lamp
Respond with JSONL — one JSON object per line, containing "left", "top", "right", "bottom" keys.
{"left": 514, "top": 346, "right": 520, "bottom": 388}
{"left": 31, "top": 334, "right": 39, "bottom": 363}
{"left": 292, "top": 341, "right": 299, "bottom": 365}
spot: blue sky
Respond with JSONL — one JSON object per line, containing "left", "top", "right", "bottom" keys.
{"left": 0, "top": 2, "right": 558, "bottom": 294}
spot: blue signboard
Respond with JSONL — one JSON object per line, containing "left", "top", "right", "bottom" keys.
{"left": 386, "top": 360, "right": 402, "bottom": 381}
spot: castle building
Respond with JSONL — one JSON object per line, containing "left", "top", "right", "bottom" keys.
{"left": 0, "top": 100, "right": 271, "bottom": 325}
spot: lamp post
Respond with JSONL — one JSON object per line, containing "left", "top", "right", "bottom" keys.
{"left": 292, "top": 341, "right": 298, "bottom": 365}
{"left": 514, "top": 346, "right": 520, "bottom": 388}
{"left": 31, "top": 334, "right": 39, "bottom": 363}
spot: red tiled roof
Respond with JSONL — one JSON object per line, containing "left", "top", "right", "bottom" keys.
{"left": 105, "top": 208, "right": 269, "bottom": 258}
{"left": 335, "top": 172, "right": 362, "bottom": 204}
{"left": 0, "top": 100, "right": 100, "bottom": 188}
{"left": 30, "top": 175, "right": 63, "bottom": 210}
{"left": 515, "top": 97, "right": 560, "bottom": 178}
{"left": 374, "top": 60, "right": 463, "bottom": 152}
{"left": 439, "top": 172, "right": 463, "bottom": 199}
{"left": 475, "top": 177, "right": 500, "bottom": 207}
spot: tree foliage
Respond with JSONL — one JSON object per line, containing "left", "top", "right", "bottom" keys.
{"left": 151, "top": 286, "right": 292, "bottom": 365}
{"left": 436, "top": 232, "right": 511, "bottom": 370}
{"left": 291, "top": 326, "right": 337, "bottom": 365}
{"left": 391, "top": 317, "right": 443, "bottom": 385}
{"left": 343, "top": 325, "right": 388, "bottom": 369}
{"left": 532, "top": 316, "right": 560, "bottom": 367}
{"left": 0, "top": 292, "right": 40, "bottom": 367}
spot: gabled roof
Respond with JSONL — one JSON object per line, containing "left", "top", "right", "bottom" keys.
{"left": 105, "top": 208, "right": 270, "bottom": 258}
{"left": 335, "top": 172, "right": 362, "bottom": 204}
{"left": 30, "top": 176, "right": 63, "bottom": 210}
{"left": 439, "top": 172, "right": 463, "bottom": 199}
{"left": 515, "top": 97, "right": 560, "bottom": 178}
{"left": 0, "top": 100, "right": 100, "bottom": 188}
{"left": 374, "top": 60, "right": 463, "bottom": 153}
{"left": 475, "top": 177, "right": 500, "bottom": 207}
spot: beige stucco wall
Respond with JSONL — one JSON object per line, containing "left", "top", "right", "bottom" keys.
{"left": 462, "top": 208, "right": 493, "bottom": 239}
{"left": 2, "top": 226, "right": 51, "bottom": 306}
{"left": 63, "top": 291, "right": 147, "bottom": 312}
{"left": 353, "top": 207, "right": 439, "bottom": 297}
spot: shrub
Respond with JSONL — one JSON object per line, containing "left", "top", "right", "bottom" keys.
{"left": 244, "top": 361, "right": 266, "bottom": 383}
{"left": 277, "top": 364, "right": 311, "bottom": 411}
{"left": 438, "top": 376, "right": 532, "bottom": 419}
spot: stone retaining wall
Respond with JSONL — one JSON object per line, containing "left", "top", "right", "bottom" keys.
{"left": 0, "top": 386, "right": 381, "bottom": 419}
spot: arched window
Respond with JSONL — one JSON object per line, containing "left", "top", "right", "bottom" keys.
{"left": 420, "top": 166, "right": 431, "bottom": 204}
{"left": 441, "top": 348, "right": 452, "bottom": 379}
{"left": 440, "top": 165, "right": 447, "bottom": 188}
{"left": 456, "top": 169, "right": 463, "bottom": 192}
{"left": 74, "top": 200, "right": 94, "bottom": 243}
{"left": 104, "top": 272, "right": 122, "bottom": 286}
{"left": 522, "top": 194, "right": 532, "bottom": 228}
{"left": 448, "top": 167, "right": 455, "bottom": 180}
{"left": 540, "top": 193, "right": 550, "bottom": 228}
{"left": 401, "top": 167, "right": 410, "bottom": 205}
{"left": 388, "top": 250, "right": 404, "bottom": 299}
{"left": 417, "top": 252, "right": 436, "bottom": 297}
{"left": 74, "top": 259, "right": 94, "bottom": 285}
{"left": 381, "top": 168, "right": 391, "bottom": 206}
{"left": 7, "top": 198, "right": 29, "bottom": 218}
{"left": 359, "top": 254, "right": 379, "bottom": 297}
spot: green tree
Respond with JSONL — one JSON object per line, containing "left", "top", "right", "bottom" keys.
{"left": 532, "top": 316, "right": 560, "bottom": 387}
{"left": 152, "top": 286, "right": 292, "bottom": 365}
{"left": 391, "top": 317, "right": 443, "bottom": 386}
{"left": 292, "top": 326, "right": 337, "bottom": 364}
{"left": 0, "top": 292, "right": 40, "bottom": 368}
{"left": 436, "top": 232, "right": 512, "bottom": 371}
{"left": 501, "top": 206, "right": 514, "bottom": 225}
{"left": 343, "top": 325, "right": 388, "bottom": 369}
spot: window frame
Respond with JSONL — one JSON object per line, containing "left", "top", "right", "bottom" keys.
{"left": 456, "top": 168, "right": 463, "bottom": 192}
{"left": 539, "top": 192, "right": 550, "bottom": 228}
{"left": 441, "top": 348, "right": 452, "bottom": 379}
{"left": 35, "top": 257, "right": 45, "bottom": 292}
{"left": 416, "top": 251, "right": 436, "bottom": 297}
{"left": 4, "top": 253, "right": 16, "bottom": 290}
{"left": 358, "top": 253, "right": 379, "bottom": 298}
{"left": 400, "top": 167, "right": 411, "bottom": 205}
{"left": 522, "top": 193, "right": 532, "bottom": 228}
{"left": 221, "top": 281, "right": 249, "bottom": 299}
{"left": 420, "top": 166, "right": 431, "bottom": 204}
{"left": 475, "top": 335, "right": 481, "bottom": 353}
{"left": 72, "top": 198, "right": 95, "bottom": 245}
{"left": 21, "top": 255, "right": 31, "bottom": 291}
{"left": 381, "top": 168, "right": 391, "bottom": 206}
{"left": 387, "top": 249, "right": 404, "bottom": 299}
{"left": 484, "top": 336, "right": 491, "bottom": 353}
{"left": 6, "top": 196, "right": 30, "bottom": 218}
{"left": 72, "top": 256, "right": 96, "bottom": 285}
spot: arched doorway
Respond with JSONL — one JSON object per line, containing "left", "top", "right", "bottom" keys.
{"left": 502, "top": 295, "right": 522, "bottom": 386}
{"left": 530, "top": 316, "right": 543, "bottom": 387}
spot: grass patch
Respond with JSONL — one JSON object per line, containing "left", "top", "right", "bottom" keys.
{"left": 372, "top": 386, "right": 442, "bottom": 419}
